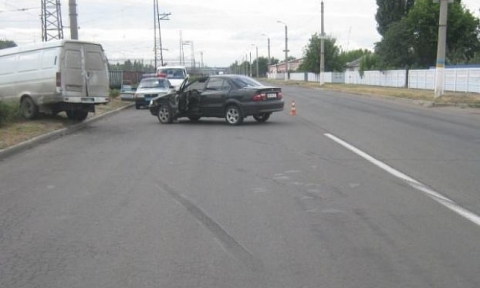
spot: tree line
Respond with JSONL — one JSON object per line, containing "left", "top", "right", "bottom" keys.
{"left": 229, "top": 0, "right": 480, "bottom": 75}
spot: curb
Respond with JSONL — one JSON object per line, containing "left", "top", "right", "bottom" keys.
{"left": 0, "top": 103, "right": 134, "bottom": 161}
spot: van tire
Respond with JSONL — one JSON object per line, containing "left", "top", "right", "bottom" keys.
{"left": 21, "top": 97, "right": 39, "bottom": 120}
{"left": 66, "top": 110, "right": 88, "bottom": 121}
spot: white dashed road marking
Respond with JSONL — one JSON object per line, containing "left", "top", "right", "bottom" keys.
{"left": 325, "top": 133, "right": 480, "bottom": 227}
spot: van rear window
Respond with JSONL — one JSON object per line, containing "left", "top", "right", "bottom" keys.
{"left": 66, "top": 50, "right": 81, "bottom": 69}
{"left": 86, "top": 52, "right": 104, "bottom": 71}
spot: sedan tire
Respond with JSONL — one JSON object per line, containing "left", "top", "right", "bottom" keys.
{"left": 157, "top": 104, "right": 173, "bottom": 124}
{"left": 253, "top": 112, "right": 271, "bottom": 123}
{"left": 225, "top": 105, "right": 243, "bottom": 126}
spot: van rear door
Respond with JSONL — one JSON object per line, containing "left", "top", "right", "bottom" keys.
{"left": 62, "top": 42, "right": 109, "bottom": 103}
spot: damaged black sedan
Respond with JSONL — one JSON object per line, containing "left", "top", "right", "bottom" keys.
{"left": 148, "top": 75, "right": 284, "bottom": 125}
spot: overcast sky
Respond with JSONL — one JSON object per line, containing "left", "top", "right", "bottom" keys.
{"left": 1, "top": 0, "right": 479, "bottom": 67}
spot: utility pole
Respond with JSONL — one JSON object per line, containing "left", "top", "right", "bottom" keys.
{"left": 245, "top": 53, "right": 248, "bottom": 76}
{"left": 68, "top": 0, "right": 78, "bottom": 40}
{"left": 41, "top": 0, "right": 64, "bottom": 41}
{"left": 182, "top": 40, "right": 194, "bottom": 70}
{"left": 277, "top": 21, "right": 289, "bottom": 81}
{"left": 433, "top": 0, "right": 453, "bottom": 98}
{"left": 255, "top": 45, "right": 259, "bottom": 78}
{"left": 320, "top": 0, "right": 325, "bottom": 85}
{"left": 249, "top": 51, "right": 252, "bottom": 77}
{"left": 261, "top": 34, "right": 271, "bottom": 65}
{"left": 153, "top": 0, "right": 170, "bottom": 68}
{"left": 179, "top": 31, "right": 183, "bottom": 65}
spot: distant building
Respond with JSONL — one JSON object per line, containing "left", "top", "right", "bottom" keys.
{"left": 346, "top": 57, "right": 363, "bottom": 72}
{"left": 269, "top": 58, "right": 304, "bottom": 74}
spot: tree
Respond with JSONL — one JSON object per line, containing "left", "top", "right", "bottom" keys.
{"left": 376, "top": 0, "right": 414, "bottom": 36}
{"left": 251, "top": 57, "right": 269, "bottom": 77}
{"left": 299, "top": 33, "right": 343, "bottom": 73}
{"left": 375, "top": 18, "right": 415, "bottom": 68}
{"left": 0, "top": 40, "right": 17, "bottom": 50}
{"left": 406, "top": 0, "right": 480, "bottom": 67}
{"left": 359, "top": 53, "right": 383, "bottom": 76}
{"left": 339, "top": 49, "right": 372, "bottom": 66}
{"left": 375, "top": 0, "right": 480, "bottom": 68}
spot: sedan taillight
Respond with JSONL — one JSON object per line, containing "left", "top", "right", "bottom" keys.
{"left": 252, "top": 93, "right": 266, "bottom": 101}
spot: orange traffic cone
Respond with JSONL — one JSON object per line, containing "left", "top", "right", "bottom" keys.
{"left": 290, "top": 100, "right": 297, "bottom": 116}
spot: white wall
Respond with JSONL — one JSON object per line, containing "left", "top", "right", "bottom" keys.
{"left": 269, "top": 68, "right": 480, "bottom": 94}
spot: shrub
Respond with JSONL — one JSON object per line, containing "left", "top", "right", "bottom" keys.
{"left": 0, "top": 101, "right": 20, "bottom": 126}
{"left": 110, "top": 89, "right": 120, "bottom": 98}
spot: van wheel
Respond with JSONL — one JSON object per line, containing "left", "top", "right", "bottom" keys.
{"left": 66, "top": 110, "right": 88, "bottom": 121}
{"left": 21, "top": 97, "right": 39, "bottom": 120}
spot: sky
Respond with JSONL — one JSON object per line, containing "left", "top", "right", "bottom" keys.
{"left": 1, "top": 0, "right": 479, "bottom": 67}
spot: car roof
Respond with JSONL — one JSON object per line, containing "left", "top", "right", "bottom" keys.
{"left": 157, "top": 66, "right": 187, "bottom": 69}
{"left": 141, "top": 77, "right": 167, "bottom": 81}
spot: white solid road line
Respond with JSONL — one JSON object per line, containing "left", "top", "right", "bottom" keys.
{"left": 325, "top": 133, "right": 480, "bottom": 227}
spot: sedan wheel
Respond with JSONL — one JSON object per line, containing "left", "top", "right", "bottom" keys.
{"left": 157, "top": 104, "right": 173, "bottom": 124}
{"left": 253, "top": 113, "right": 271, "bottom": 123}
{"left": 225, "top": 105, "right": 243, "bottom": 126}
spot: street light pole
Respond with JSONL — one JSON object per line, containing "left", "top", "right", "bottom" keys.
{"left": 320, "top": 1, "right": 325, "bottom": 85}
{"left": 277, "top": 21, "right": 289, "bottom": 81}
{"left": 249, "top": 51, "right": 252, "bottom": 77}
{"left": 433, "top": 0, "right": 453, "bottom": 98}
{"left": 261, "top": 34, "right": 271, "bottom": 65}
{"left": 255, "top": 45, "right": 259, "bottom": 78}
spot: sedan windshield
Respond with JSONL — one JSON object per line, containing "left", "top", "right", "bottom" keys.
{"left": 139, "top": 79, "right": 170, "bottom": 89}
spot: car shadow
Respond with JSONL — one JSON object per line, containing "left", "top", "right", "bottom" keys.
{"left": 175, "top": 118, "right": 288, "bottom": 127}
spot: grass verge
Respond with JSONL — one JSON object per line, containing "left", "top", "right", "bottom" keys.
{"left": 265, "top": 79, "right": 480, "bottom": 107}
{"left": 0, "top": 97, "right": 131, "bottom": 150}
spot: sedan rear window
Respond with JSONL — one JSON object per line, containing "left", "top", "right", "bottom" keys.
{"left": 232, "top": 76, "right": 263, "bottom": 88}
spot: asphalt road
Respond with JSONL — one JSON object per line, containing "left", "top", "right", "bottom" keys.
{"left": 1, "top": 85, "right": 479, "bottom": 288}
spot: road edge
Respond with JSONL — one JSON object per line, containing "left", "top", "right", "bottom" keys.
{"left": 0, "top": 103, "right": 134, "bottom": 161}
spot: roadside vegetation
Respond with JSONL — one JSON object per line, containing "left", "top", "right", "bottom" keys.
{"left": 0, "top": 93, "right": 131, "bottom": 150}
{"left": 0, "top": 100, "right": 21, "bottom": 127}
{"left": 266, "top": 79, "right": 480, "bottom": 108}
{"left": 230, "top": 0, "right": 480, "bottom": 75}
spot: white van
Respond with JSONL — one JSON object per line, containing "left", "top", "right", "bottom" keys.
{"left": 0, "top": 40, "right": 110, "bottom": 121}
{"left": 156, "top": 66, "right": 188, "bottom": 89}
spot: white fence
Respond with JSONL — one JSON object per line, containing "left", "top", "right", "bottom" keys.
{"left": 268, "top": 68, "right": 480, "bottom": 93}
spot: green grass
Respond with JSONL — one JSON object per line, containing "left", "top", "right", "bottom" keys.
{"left": 0, "top": 97, "right": 131, "bottom": 150}
{"left": 0, "top": 100, "right": 21, "bottom": 127}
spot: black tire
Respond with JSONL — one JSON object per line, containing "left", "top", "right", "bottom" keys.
{"left": 157, "top": 104, "right": 173, "bottom": 124}
{"left": 225, "top": 105, "right": 243, "bottom": 126}
{"left": 253, "top": 113, "right": 271, "bottom": 123}
{"left": 20, "top": 97, "right": 39, "bottom": 120}
{"left": 135, "top": 103, "right": 141, "bottom": 109}
{"left": 188, "top": 116, "right": 201, "bottom": 122}
{"left": 66, "top": 110, "right": 88, "bottom": 121}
